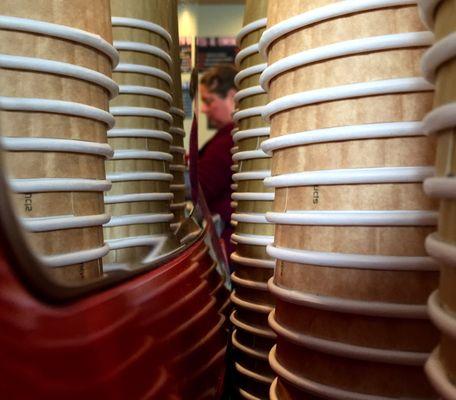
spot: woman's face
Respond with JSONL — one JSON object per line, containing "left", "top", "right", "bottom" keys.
{"left": 200, "top": 84, "right": 236, "bottom": 129}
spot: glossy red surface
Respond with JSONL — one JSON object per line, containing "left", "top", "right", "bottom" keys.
{"left": 0, "top": 236, "right": 227, "bottom": 399}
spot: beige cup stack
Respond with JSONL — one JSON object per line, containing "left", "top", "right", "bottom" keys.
{"left": 230, "top": 1, "right": 277, "bottom": 398}
{"left": 418, "top": 1, "right": 456, "bottom": 399}
{"left": 168, "top": 0, "right": 188, "bottom": 231}
{"left": 104, "top": 0, "right": 181, "bottom": 269}
{"left": 0, "top": 0, "right": 117, "bottom": 283}
{"left": 260, "top": 1, "right": 441, "bottom": 398}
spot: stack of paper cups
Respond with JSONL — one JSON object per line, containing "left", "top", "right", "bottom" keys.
{"left": 418, "top": 1, "right": 456, "bottom": 399}
{"left": 105, "top": 0, "right": 178, "bottom": 269}
{"left": 0, "top": 1, "right": 117, "bottom": 282}
{"left": 168, "top": 0, "right": 188, "bottom": 229}
{"left": 261, "top": 1, "right": 440, "bottom": 398}
{"left": 231, "top": 1, "right": 276, "bottom": 399}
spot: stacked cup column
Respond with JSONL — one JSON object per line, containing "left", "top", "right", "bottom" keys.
{"left": 0, "top": 0, "right": 117, "bottom": 282}
{"left": 230, "top": 1, "right": 277, "bottom": 398}
{"left": 105, "top": 0, "right": 179, "bottom": 269}
{"left": 419, "top": 1, "right": 456, "bottom": 398}
{"left": 261, "top": 1, "right": 439, "bottom": 398}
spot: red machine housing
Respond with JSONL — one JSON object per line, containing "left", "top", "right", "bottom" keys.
{"left": 0, "top": 234, "right": 229, "bottom": 399}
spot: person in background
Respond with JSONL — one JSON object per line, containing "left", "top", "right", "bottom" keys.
{"left": 199, "top": 64, "right": 237, "bottom": 258}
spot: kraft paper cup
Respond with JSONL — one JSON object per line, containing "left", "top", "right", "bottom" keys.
{"left": 270, "top": 294, "right": 438, "bottom": 354}
{"left": 232, "top": 262, "right": 274, "bottom": 285}
{"left": 236, "top": 135, "right": 269, "bottom": 153}
{"left": 238, "top": 0, "right": 268, "bottom": 49}
{"left": 234, "top": 328, "right": 276, "bottom": 358}
{"left": 231, "top": 309, "right": 276, "bottom": 340}
{"left": 111, "top": 0, "right": 172, "bottom": 53}
{"left": 270, "top": 339, "right": 435, "bottom": 399}
{"left": 232, "top": 271, "right": 274, "bottom": 306}
{"left": 1, "top": 1, "right": 116, "bottom": 281}
{"left": 420, "top": 0, "right": 456, "bottom": 393}
{"left": 270, "top": 377, "right": 327, "bottom": 400}
{"left": 421, "top": 0, "right": 456, "bottom": 313}
{"left": 232, "top": 330, "right": 274, "bottom": 378}
{"left": 230, "top": 310, "right": 276, "bottom": 339}
{"left": 427, "top": 290, "right": 456, "bottom": 389}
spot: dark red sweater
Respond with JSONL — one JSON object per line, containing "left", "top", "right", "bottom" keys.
{"left": 198, "top": 123, "right": 235, "bottom": 253}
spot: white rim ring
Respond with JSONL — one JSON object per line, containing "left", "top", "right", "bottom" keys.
{"left": 418, "top": 0, "right": 443, "bottom": 29}
{"left": 235, "top": 43, "right": 260, "bottom": 68}
{"left": 234, "top": 85, "right": 267, "bottom": 104}
{"left": 107, "top": 172, "right": 173, "bottom": 182}
{"left": 235, "top": 362, "right": 274, "bottom": 386}
{"left": 266, "top": 210, "right": 437, "bottom": 226}
{"left": 232, "top": 330, "right": 270, "bottom": 361}
{"left": 108, "top": 128, "right": 172, "bottom": 142}
{"left": 233, "top": 106, "right": 265, "bottom": 124}
{"left": 268, "top": 278, "right": 428, "bottom": 319}
{"left": 113, "top": 40, "right": 172, "bottom": 65}
{"left": 104, "top": 192, "right": 173, "bottom": 204}
{"left": 110, "top": 106, "right": 172, "bottom": 124}
{"left": 118, "top": 85, "right": 173, "bottom": 104}
{"left": 236, "top": 18, "right": 267, "bottom": 46}
{"left": 230, "top": 310, "right": 277, "bottom": 339}
{"left": 425, "top": 233, "right": 456, "bottom": 269}
{"left": 268, "top": 309, "right": 429, "bottom": 366}
{"left": 111, "top": 16, "right": 172, "bottom": 46}
{"left": 267, "top": 244, "right": 438, "bottom": 272}
{"left": 265, "top": 166, "right": 435, "bottom": 188}
{"left": 22, "top": 213, "right": 111, "bottom": 233}
{"left": 233, "top": 127, "right": 270, "bottom": 143}
{"left": 0, "top": 15, "right": 118, "bottom": 66}
{"left": 232, "top": 213, "right": 269, "bottom": 224}
{"left": 114, "top": 63, "right": 172, "bottom": 85}
{"left": 0, "top": 97, "right": 115, "bottom": 128}
{"left": 269, "top": 345, "right": 402, "bottom": 400}
{"left": 170, "top": 107, "right": 185, "bottom": 118}
{"left": 170, "top": 127, "right": 186, "bottom": 136}
{"left": 41, "top": 244, "right": 110, "bottom": 268}
{"left": 235, "top": 63, "right": 267, "bottom": 88}
{"left": 423, "top": 102, "right": 456, "bottom": 135}
{"left": 230, "top": 290, "right": 274, "bottom": 314}
{"left": 233, "top": 170, "right": 271, "bottom": 182}
{"left": 10, "top": 178, "right": 111, "bottom": 193}
{"left": 424, "top": 176, "right": 456, "bottom": 200}
{"left": 425, "top": 347, "right": 456, "bottom": 400}
{"left": 263, "top": 77, "right": 434, "bottom": 121}
{"left": 230, "top": 252, "right": 275, "bottom": 269}
{"left": 261, "top": 121, "right": 425, "bottom": 155}
{"left": 0, "top": 54, "right": 119, "bottom": 99}
{"left": 111, "top": 149, "right": 172, "bottom": 162}
{"left": 259, "top": 0, "right": 418, "bottom": 57}
{"left": 232, "top": 149, "right": 270, "bottom": 162}
{"left": 428, "top": 290, "right": 456, "bottom": 340}
{"left": 260, "top": 32, "right": 433, "bottom": 90}
{"left": 422, "top": 32, "right": 456, "bottom": 82}
{"left": 232, "top": 192, "right": 274, "bottom": 201}
{"left": 1, "top": 137, "right": 113, "bottom": 158}
{"left": 231, "top": 233, "right": 274, "bottom": 246}
{"left": 231, "top": 272, "right": 269, "bottom": 291}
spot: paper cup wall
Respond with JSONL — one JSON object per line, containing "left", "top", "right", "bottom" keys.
{"left": 231, "top": 1, "right": 277, "bottom": 399}
{"left": 168, "top": 0, "right": 187, "bottom": 226}
{"left": 262, "top": 1, "right": 439, "bottom": 398}
{"left": 0, "top": 0, "right": 117, "bottom": 282}
{"left": 418, "top": 1, "right": 456, "bottom": 398}
{"left": 106, "top": 0, "right": 179, "bottom": 268}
